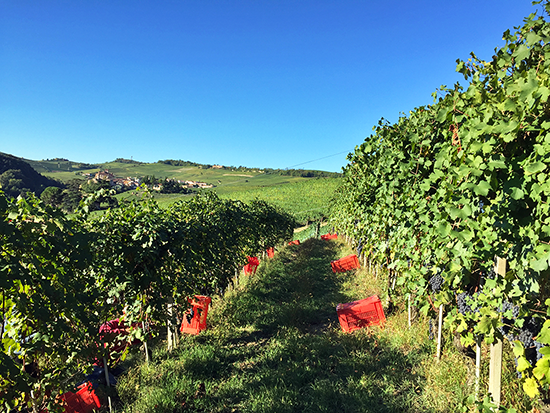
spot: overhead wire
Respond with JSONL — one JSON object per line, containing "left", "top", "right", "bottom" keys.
{"left": 217, "top": 149, "right": 353, "bottom": 186}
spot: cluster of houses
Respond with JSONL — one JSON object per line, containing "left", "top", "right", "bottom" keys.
{"left": 181, "top": 180, "right": 214, "bottom": 189}
{"left": 82, "top": 171, "right": 140, "bottom": 190}
{"left": 82, "top": 170, "right": 213, "bottom": 191}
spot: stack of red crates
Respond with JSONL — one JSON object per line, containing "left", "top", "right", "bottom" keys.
{"left": 266, "top": 247, "right": 275, "bottom": 258}
{"left": 60, "top": 382, "right": 101, "bottom": 413}
{"left": 336, "top": 295, "right": 386, "bottom": 332}
{"left": 243, "top": 256, "right": 260, "bottom": 275}
{"left": 288, "top": 240, "right": 300, "bottom": 246}
{"left": 321, "top": 233, "right": 338, "bottom": 240}
{"left": 180, "top": 295, "right": 212, "bottom": 335}
{"left": 331, "top": 254, "right": 360, "bottom": 273}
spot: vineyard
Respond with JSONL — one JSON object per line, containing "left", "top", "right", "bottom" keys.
{"left": 0, "top": 191, "right": 296, "bottom": 412}
{"left": 6, "top": 2, "right": 550, "bottom": 412}
{"left": 329, "top": 3, "right": 550, "bottom": 406}
{"left": 219, "top": 178, "right": 341, "bottom": 225}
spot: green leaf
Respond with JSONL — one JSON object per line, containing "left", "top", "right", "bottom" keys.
{"left": 523, "top": 377, "right": 540, "bottom": 398}
{"left": 510, "top": 187, "right": 525, "bottom": 200}
{"left": 537, "top": 320, "right": 550, "bottom": 344}
{"left": 526, "top": 31, "right": 542, "bottom": 46}
{"left": 437, "top": 221, "right": 451, "bottom": 237}
{"left": 533, "top": 357, "right": 549, "bottom": 381}
{"left": 530, "top": 256, "right": 548, "bottom": 272}
{"left": 488, "top": 160, "right": 507, "bottom": 170}
{"left": 474, "top": 181, "right": 491, "bottom": 196}
{"left": 525, "top": 162, "right": 546, "bottom": 175}
{"left": 514, "top": 44, "right": 530, "bottom": 62}
{"left": 478, "top": 316, "right": 492, "bottom": 334}
{"left": 512, "top": 341, "right": 525, "bottom": 358}
{"left": 517, "top": 356, "right": 531, "bottom": 372}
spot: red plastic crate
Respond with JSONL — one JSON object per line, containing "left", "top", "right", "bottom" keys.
{"left": 336, "top": 295, "right": 386, "bottom": 332}
{"left": 266, "top": 247, "right": 275, "bottom": 258}
{"left": 243, "top": 256, "right": 260, "bottom": 275}
{"left": 288, "top": 240, "right": 300, "bottom": 245}
{"left": 331, "top": 254, "right": 360, "bottom": 273}
{"left": 60, "top": 382, "right": 101, "bottom": 413}
{"left": 180, "top": 295, "right": 212, "bottom": 335}
{"left": 321, "top": 233, "right": 338, "bottom": 240}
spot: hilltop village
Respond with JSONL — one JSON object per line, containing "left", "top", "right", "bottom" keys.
{"left": 82, "top": 170, "right": 214, "bottom": 192}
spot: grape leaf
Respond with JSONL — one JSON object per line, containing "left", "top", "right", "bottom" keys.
{"left": 523, "top": 377, "right": 540, "bottom": 398}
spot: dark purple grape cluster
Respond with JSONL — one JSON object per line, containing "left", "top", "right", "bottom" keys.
{"left": 535, "top": 341, "right": 544, "bottom": 362}
{"left": 428, "top": 273, "right": 444, "bottom": 293}
{"left": 356, "top": 240, "right": 363, "bottom": 257}
{"left": 457, "top": 292, "right": 479, "bottom": 315}
{"left": 428, "top": 318, "right": 434, "bottom": 340}
{"left": 510, "top": 317, "right": 544, "bottom": 368}
{"left": 500, "top": 300, "right": 519, "bottom": 318}
{"left": 497, "top": 324, "right": 515, "bottom": 342}
{"left": 518, "top": 317, "right": 539, "bottom": 348}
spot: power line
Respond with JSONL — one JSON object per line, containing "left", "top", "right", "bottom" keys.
{"left": 284, "top": 150, "right": 351, "bottom": 170}
{"left": 216, "top": 149, "right": 352, "bottom": 186}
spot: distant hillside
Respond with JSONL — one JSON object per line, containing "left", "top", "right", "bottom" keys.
{"left": 24, "top": 157, "right": 100, "bottom": 174}
{"left": 0, "top": 152, "right": 63, "bottom": 198}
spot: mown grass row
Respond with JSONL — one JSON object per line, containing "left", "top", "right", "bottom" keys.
{"left": 113, "top": 238, "right": 536, "bottom": 412}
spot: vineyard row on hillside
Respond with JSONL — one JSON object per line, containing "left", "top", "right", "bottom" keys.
{"left": 0, "top": 190, "right": 296, "bottom": 411}
{"left": 329, "top": 4, "right": 550, "bottom": 401}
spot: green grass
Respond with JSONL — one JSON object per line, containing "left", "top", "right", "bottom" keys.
{"left": 115, "top": 238, "right": 488, "bottom": 413}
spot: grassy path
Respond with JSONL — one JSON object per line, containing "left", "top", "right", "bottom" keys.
{"left": 116, "top": 239, "right": 453, "bottom": 412}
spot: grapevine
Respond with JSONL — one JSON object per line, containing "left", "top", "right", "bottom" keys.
{"left": 329, "top": 2, "right": 550, "bottom": 399}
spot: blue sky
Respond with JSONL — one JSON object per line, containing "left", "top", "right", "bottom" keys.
{"left": 0, "top": 0, "right": 543, "bottom": 172}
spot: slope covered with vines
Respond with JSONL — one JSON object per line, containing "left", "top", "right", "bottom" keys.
{"left": 0, "top": 191, "right": 296, "bottom": 411}
{"left": 329, "top": 3, "right": 550, "bottom": 399}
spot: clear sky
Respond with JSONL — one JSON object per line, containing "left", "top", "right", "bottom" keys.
{"left": 0, "top": 0, "right": 543, "bottom": 172}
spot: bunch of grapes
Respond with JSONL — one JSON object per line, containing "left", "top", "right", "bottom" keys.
{"left": 428, "top": 319, "right": 434, "bottom": 340}
{"left": 428, "top": 273, "right": 444, "bottom": 293}
{"left": 518, "top": 317, "right": 539, "bottom": 348}
{"left": 457, "top": 292, "right": 479, "bottom": 315}
{"left": 356, "top": 240, "right": 363, "bottom": 257}
{"left": 510, "top": 317, "right": 544, "bottom": 368}
{"left": 497, "top": 300, "right": 519, "bottom": 341}
{"left": 500, "top": 300, "right": 519, "bottom": 318}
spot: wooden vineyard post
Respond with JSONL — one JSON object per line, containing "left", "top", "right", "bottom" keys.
{"left": 167, "top": 297, "right": 175, "bottom": 352}
{"left": 436, "top": 304, "right": 443, "bottom": 360}
{"left": 142, "top": 321, "right": 149, "bottom": 363}
{"left": 488, "top": 256, "right": 506, "bottom": 407}
{"left": 408, "top": 294, "right": 412, "bottom": 328}
{"left": 475, "top": 338, "right": 481, "bottom": 397}
{"left": 102, "top": 355, "right": 113, "bottom": 412}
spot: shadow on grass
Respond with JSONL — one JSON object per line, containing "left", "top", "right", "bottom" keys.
{"left": 116, "top": 238, "right": 434, "bottom": 413}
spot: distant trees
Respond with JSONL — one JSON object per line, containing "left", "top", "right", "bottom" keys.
{"left": 158, "top": 159, "right": 202, "bottom": 167}
{"left": 263, "top": 168, "right": 341, "bottom": 178}
{"left": 113, "top": 158, "right": 143, "bottom": 164}
{"left": 40, "top": 179, "right": 121, "bottom": 212}
{"left": 40, "top": 186, "right": 64, "bottom": 208}
{"left": 160, "top": 179, "right": 192, "bottom": 194}
{"left": 0, "top": 153, "right": 63, "bottom": 198}
{"left": 0, "top": 169, "right": 32, "bottom": 198}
